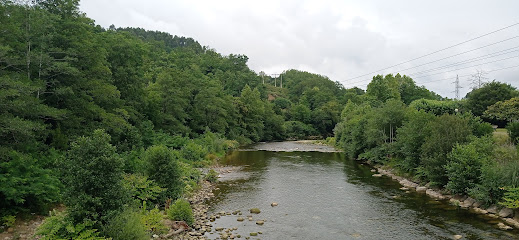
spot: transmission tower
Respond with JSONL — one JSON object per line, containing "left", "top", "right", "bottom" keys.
{"left": 453, "top": 75, "right": 462, "bottom": 100}
{"left": 470, "top": 69, "right": 488, "bottom": 89}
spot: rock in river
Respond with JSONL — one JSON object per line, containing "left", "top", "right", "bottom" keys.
{"left": 250, "top": 208, "right": 261, "bottom": 214}
{"left": 256, "top": 220, "right": 265, "bottom": 225}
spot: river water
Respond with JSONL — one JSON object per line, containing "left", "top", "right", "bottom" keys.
{"left": 205, "top": 142, "right": 519, "bottom": 240}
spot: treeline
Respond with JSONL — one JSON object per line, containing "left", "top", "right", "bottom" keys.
{"left": 334, "top": 74, "right": 519, "bottom": 208}
{"left": 0, "top": 0, "right": 353, "bottom": 238}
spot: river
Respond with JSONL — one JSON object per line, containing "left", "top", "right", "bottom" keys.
{"left": 205, "top": 142, "right": 519, "bottom": 240}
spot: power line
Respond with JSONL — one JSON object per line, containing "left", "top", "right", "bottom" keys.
{"left": 353, "top": 64, "right": 519, "bottom": 88}
{"left": 406, "top": 47, "right": 519, "bottom": 77}
{"left": 343, "top": 36, "right": 519, "bottom": 87}
{"left": 344, "top": 22, "right": 519, "bottom": 82}
{"left": 407, "top": 55, "right": 519, "bottom": 79}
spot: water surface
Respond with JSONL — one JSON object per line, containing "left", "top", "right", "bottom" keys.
{"left": 206, "top": 142, "right": 518, "bottom": 239}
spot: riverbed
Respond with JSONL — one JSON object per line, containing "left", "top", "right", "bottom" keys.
{"left": 205, "top": 141, "right": 519, "bottom": 239}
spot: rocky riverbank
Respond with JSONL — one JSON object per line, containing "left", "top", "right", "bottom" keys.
{"left": 162, "top": 166, "right": 244, "bottom": 240}
{"left": 373, "top": 167, "right": 519, "bottom": 232}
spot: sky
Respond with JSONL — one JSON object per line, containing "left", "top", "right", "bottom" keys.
{"left": 79, "top": 0, "right": 519, "bottom": 98}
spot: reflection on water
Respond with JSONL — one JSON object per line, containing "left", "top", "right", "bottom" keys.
{"left": 206, "top": 142, "right": 519, "bottom": 240}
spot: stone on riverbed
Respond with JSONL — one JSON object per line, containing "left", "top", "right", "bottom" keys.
{"left": 497, "top": 222, "right": 513, "bottom": 230}
{"left": 416, "top": 186, "right": 427, "bottom": 192}
{"left": 453, "top": 234, "right": 462, "bottom": 239}
{"left": 271, "top": 202, "right": 278, "bottom": 207}
{"left": 498, "top": 208, "right": 514, "bottom": 218}
{"left": 250, "top": 232, "right": 258, "bottom": 236}
{"left": 256, "top": 220, "right": 264, "bottom": 225}
{"left": 237, "top": 217, "right": 244, "bottom": 221}
{"left": 372, "top": 174, "right": 383, "bottom": 177}
{"left": 250, "top": 208, "right": 261, "bottom": 214}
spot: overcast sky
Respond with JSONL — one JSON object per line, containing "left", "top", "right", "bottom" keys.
{"left": 79, "top": 0, "right": 519, "bottom": 98}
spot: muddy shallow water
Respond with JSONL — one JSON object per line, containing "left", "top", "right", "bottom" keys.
{"left": 205, "top": 142, "right": 519, "bottom": 239}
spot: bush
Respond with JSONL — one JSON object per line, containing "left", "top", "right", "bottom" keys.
{"left": 61, "top": 130, "right": 127, "bottom": 225}
{"left": 181, "top": 141, "right": 208, "bottom": 166}
{"left": 507, "top": 122, "right": 519, "bottom": 144}
{"left": 419, "top": 114, "right": 472, "bottom": 186}
{"left": 141, "top": 208, "right": 168, "bottom": 235}
{"left": 283, "top": 121, "right": 318, "bottom": 139}
{"left": 103, "top": 208, "right": 147, "bottom": 240}
{"left": 205, "top": 169, "right": 219, "bottom": 183}
{"left": 122, "top": 174, "right": 165, "bottom": 207}
{"left": 36, "top": 210, "right": 107, "bottom": 240}
{"left": 167, "top": 199, "right": 194, "bottom": 226}
{"left": 500, "top": 187, "right": 519, "bottom": 209}
{"left": 445, "top": 137, "right": 493, "bottom": 195}
{"left": 144, "top": 145, "right": 183, "bottom": 201}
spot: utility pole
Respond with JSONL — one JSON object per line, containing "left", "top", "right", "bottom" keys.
{"left": 280, "top": 73, "right": 283, "bottom": 88}
{"left": 453, "top": 75, "right": 462, "bottom": 100}
{"left": 470, "top": 69, "right": 488, "bottom": 90}
{"left": 271, "top": 74, "right": 279, "bottom": 87}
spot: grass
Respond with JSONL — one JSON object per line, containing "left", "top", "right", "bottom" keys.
{"left": 493, "top": 128, "right": 510, "bottom": 146}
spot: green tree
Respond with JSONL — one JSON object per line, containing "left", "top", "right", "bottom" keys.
{"left": 485, "top": 97, "right": 519, "bottom": 122}
{"left": 366, "top": 74, "right": 400, "bottom": 104}
{"left": 62, "top": 130, "right": 127, "bottom": 224}
{"left": 144, "top": 145, "right": 183, "bottom": 201}
{"left": 466, "top": 81, "right": 518, "bottom": 117}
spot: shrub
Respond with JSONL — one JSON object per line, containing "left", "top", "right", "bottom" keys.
{"left": 445, "top": 137, "right": 493, "bottom": 195}
{"left": 0, "top": 151, "right": 61, "bottom": 215}
{"left": 181, "top": 141, "right": 208, "bottom": 166}
{"left": 36, "top": 210, "right": 107, "bottom": 240}
{"left": 103, "top": 208, "right": 147, "bottom": 240}
{"left": 144, "top": 145, "right": 183, "bottom": 201}
{"left": 167, "top": 199, "right": 194, "bottom": 226}
{"left": 61, "top": 130, "right": 127, "bottom": 225}
{"left": 205, "top": 169, "right": 219, "bottom": 183}
{"left": 500, "top": 187, "right": 519, "bottom": 209}
{"left": 141, "top": 208, "right": 168, "bottom": 235}
{"left": 506, "top": 122, "right": 519, "bottom": 144}
{"left": 419, "top": 114, "right": 472, "bottom": 186}
{"left": 122, "top": 174, "right": 165, "bottom": 207}
{"left": 1, "top": 215, "right": 15, "bottom": 229}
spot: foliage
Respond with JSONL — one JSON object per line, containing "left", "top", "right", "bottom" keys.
{"left": 122, "top": 174, "right": 165, "bottom": 206}
{"left": 500, "top": 187, "right": 519, "bottom": 209}
{"left": 140, "top": 208, "right": 168, "bottom": 235}
{"left": 167, "top": 199, "right": 194, "bottom": 226}
{"left": 102, "top": 208, "right": 148, "bottom": 240}
{"left": 445, "top": 137, "right": 494, "bottom": 195}
{"left": 506, "top": 122, "right": 519, "bottom": 144}
{"left": 1, "top": 215, "right": 15, "bottom": 229}
{"left": 409, "top": 99, "right": 460, "bottom": 116}
{"left": 283, "top": 121, "right": 318, "bottom": 139}
{"left": 61, "top": 129, "right": 127, "bottom": 225}
{"left": 205, "top": 169, "right": 219, "bottom": 183}
{"left": 418, "top": 114, "right": 472, "bottom": 186}
{"left": 0, "top": 151, "right": 61, "bottom": 214}
{"left": 465, "top": 81, "right": 518, "bottom": 117}
{"left": 144, "top": 145, "right": 183, "bottom": 201}
{"left": 36, "top": 210, "right": 108, "bottom": 240}
{"left": 485, "top": 97, "right": 519, "bottom": 122}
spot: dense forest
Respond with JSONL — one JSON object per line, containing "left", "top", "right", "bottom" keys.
{"left": 1, "top": 0, "right": 518, "bottom": 239}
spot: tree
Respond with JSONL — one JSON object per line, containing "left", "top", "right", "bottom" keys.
{"left": 62, "top": 130, "right": 127, "bottom": 225}
{"left": 366, "top": 74, "right": 400, "bottom": 104}
{"left": 484, "top": 97, "right": 519, "bottom": 122}
{"left": 465, "top": 81, "right": 517, "bottom": 117}
{"left": 144, "top": 145, "right": 183, "bottom": 201}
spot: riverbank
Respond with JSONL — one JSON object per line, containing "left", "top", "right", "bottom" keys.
{"left": 373, "top": 166, "right": 519, "bottom": 231}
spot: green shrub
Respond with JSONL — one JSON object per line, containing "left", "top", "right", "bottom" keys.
{"left": 419, "top": 114, "right": 472, "bottom": 186}
{"left": 167, "top": 199, "right": 194, "bottom": 226}
{"left": 0, "top": 151, "right": 61, "bottom": 214}
{"left": 122, "top": 174, "right": 165, "bottom": 206}
{"left": 103, "top": 208, "right": 148, "bottom": 240}
{"left": 205, "top": 169, "right": 219, "bottom": 183}
{"left": 283, "top": 121, "right": 318, "bottom": 140}
{"left": 141, "top": 208, "right": 168, "bottom": 234}
{"left": 144, "top": 145, "right": 183, "bottom": 201}
{"left": 500, "top": 187, "right": 519, "bottom": 209}
{"left": 61, "top": 129, "right": 127, "bottom": 225}
{"left": 506, "top": 122, "right": 519, "bottom": 144}
{"left": 445, "top": 137, "right": 493, "bottom": 195}
{"left": 36, "top": 210, "right": 107, "bottom": 240}
{"left": 1, "top": 215, "right": 15, "bottom": 229}
{"left": 181, "top": 141, "right": 208, "bottom": 166}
